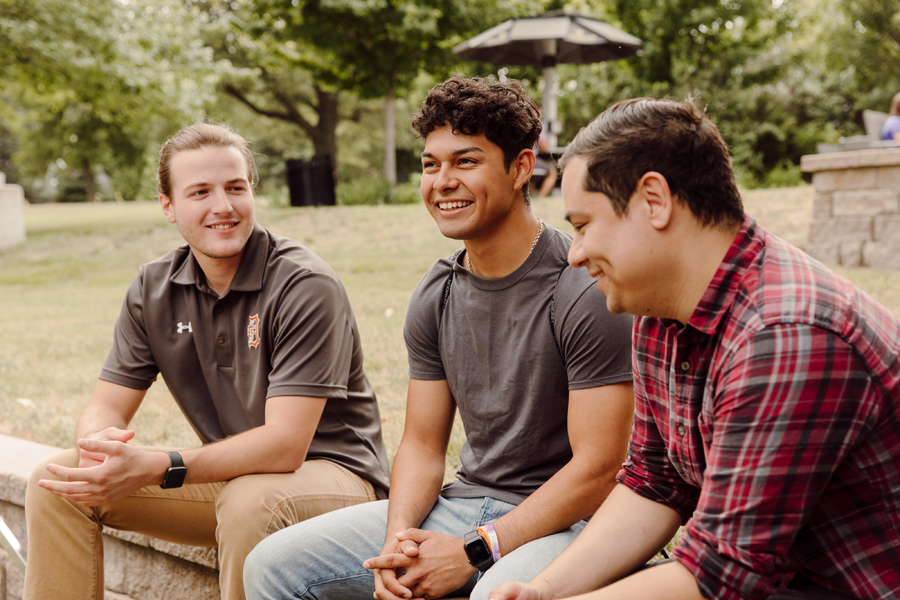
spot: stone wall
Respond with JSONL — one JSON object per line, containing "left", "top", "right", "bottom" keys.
{"left": 0, "top": 435, "right": 219, "bottom": 600}
{"left": 800, "top": 149, "right": 900, "bottom": 270}
{"left": 0, "top": 173, "right": 27, "bottom": 251}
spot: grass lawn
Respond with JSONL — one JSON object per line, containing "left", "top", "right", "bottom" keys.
{"left": 2, "top": 186, "right": 899, "bottom": 480}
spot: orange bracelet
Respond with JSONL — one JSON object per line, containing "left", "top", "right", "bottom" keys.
{"left": 476, "top": 524, "right": 501, "bottom": 562}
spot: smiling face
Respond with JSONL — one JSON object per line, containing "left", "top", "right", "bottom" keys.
{"left": 563, "top": 156, "right": 654, "bottom": 316}
{"left": 159, "top": 145, "right": 255, "bottom": 275}
{"left": 420, "top": 125, "right": 527, "bottom": 241}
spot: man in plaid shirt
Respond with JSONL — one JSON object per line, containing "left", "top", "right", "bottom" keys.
{"left": 490, "top": 98, "right": 900, "bottom": 600}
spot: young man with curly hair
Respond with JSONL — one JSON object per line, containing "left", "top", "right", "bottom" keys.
{"left": 243, "top": 77, "right": 635, "bottom": 600}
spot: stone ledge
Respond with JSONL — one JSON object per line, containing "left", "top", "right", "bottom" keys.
{"left": 801, "top": 148, "right": 900, "bottom": 173}
{"left": 104, "top": 529, "right": 218, "bottom": 570}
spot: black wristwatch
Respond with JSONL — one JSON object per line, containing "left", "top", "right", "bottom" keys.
{"left": 160, "top": 451, "right": 187, "bottom": 489}
{"left": 463, "top": 530, "right": 493, "bottom": 572}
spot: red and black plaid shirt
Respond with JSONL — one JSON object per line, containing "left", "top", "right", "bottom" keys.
{"left": 618, "top": 217, "right": 900, "bottom": 600}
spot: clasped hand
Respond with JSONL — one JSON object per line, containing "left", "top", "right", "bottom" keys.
{"left": 363, "top": 529, "right": 477, "bottom": 600}
{"left": 38, "top": 427, "right": 156, "bottom": 507}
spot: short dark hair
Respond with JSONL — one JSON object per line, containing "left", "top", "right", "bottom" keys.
{"left": 412, "top": 76, "right": 542, "bottom": 202}
{"left": 560, "top": 98, "right": 744, "bottom": 228}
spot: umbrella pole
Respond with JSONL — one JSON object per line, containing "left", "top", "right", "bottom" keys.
{"left": 542, "top": 64, "right": 558, "bottom": 150}
{"left": 541, "top": 39, "right": 559, "bottom": 150}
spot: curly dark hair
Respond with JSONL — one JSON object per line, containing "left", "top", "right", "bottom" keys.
{"left": 560, "top": 98, "right": 744, "bottom": 228}
{"left": 412, "top": 76, "right": 542, "bottom": 174}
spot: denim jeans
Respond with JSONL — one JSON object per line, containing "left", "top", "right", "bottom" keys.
{"left": 243, "top": 495, "right": 587, "bottom": 600}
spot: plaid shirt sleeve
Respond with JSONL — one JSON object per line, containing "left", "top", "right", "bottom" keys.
{"left": 673, "top": 323, "right": 880, "bottom": 600}
{"left": 616, "top": 343, "right": 701, "bottom": 522}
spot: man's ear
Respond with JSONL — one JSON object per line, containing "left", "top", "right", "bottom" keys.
{"left": 634, "top": 172, "right": 674, "bottom": 230}
{"left": 512, "top": 148, "right": 536, "bottom": 193}
{"left": 159, "top": 194, "right": 176, "bottom": 224}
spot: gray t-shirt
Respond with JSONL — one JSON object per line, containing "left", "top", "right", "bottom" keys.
{"left": 404, "top": 225, "right": 633, "bottom": 505}
{"left": 100, "top": 223, "right": 391, "bottom": 496}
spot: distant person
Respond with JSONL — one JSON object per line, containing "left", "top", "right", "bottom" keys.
{"left": 24, "top": 122, "right": 391, "bottom": 600}
{"left": 532, "top": 129, "right": 559, "bottom": 198}
{"left": 490, "top": 98, "right": 900, "bottom": 600}
{"left": 881, "top": 92, "right": 900, "bottom": 141}
{"left": 244, "top": 76, "right": 635, "bottom": 600}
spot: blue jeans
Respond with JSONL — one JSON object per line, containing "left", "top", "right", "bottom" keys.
{"left": 244, "top": 496, "right": 586, "bottom": 600}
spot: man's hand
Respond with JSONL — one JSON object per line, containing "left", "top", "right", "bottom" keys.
{"left": 365, "top": 536, "right": 420, "bottom": 600}
{"left": 489, "top": 582, "right": 551, "bottom": 600}
{"left": 39, "top": 438, "right": 165, "bottom": 507}
{"left": 364, "top": 529, "right": 476, "bottom": 600}
{"left": 77, "top": 427, "right": 136, "bottom": 468}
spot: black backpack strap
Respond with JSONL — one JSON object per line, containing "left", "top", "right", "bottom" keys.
{"left": 439, "top": 251, "right": 464, "bottom": 321}
{"left": 440, "top": 269, "right": 454, "bottom": 318}
{"left": 548, "top": 263, "right": 568, "bottom": 358}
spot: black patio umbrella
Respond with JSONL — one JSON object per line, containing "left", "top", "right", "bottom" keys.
{"left": 453, "top": 11, "right": 642, "bottom": 149}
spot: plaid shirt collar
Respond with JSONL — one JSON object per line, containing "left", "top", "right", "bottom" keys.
{"left": 685, "top": 215, "right": 761, "bottom": 336}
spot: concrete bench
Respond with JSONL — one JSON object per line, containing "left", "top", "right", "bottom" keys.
{"left": 0, "top": 435, "right": 219, "bottom": 600}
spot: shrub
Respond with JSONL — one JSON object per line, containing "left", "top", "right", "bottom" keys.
{"left": 337, "top": 177, "right": 392, "bottom": 206}
{"left": 337, "top": 176, "right": 422, "bottom": 206}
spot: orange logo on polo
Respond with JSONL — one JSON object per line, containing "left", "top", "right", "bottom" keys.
{"left": 247, "top": 314, "right": 260, "bottom": 348}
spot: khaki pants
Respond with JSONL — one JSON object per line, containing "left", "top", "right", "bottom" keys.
{"left": 24, "top": 448, "right": 378, "bottom": 600}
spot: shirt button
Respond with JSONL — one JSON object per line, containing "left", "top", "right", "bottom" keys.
{"left": 214, "top": 306, "right": 223, "bottom": 315}
{"left": 680, "top": 361, "right": 690, "bottom": 371}
{"left": 217, "top": 336, "right": 225, "bottom": 344}
{"left": 678, "top": 425, "right": 686, "bottom": 435}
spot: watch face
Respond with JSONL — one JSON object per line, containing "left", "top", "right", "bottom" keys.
{"left": 464, "top": 531, "right": 492, "bottom": 570}
{"left": 162, "top": 466, "right": 187, "bottom": 489}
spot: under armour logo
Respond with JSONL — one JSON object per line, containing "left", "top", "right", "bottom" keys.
{"left": 177, "top": 321, "right": 193, "bottom": 334}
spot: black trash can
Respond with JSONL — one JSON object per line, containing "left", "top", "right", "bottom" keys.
{"left": 285, "top": 156, "right": 336, "bottom": 207}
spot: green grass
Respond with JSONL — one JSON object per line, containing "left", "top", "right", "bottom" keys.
{"left": 2, "top": 186, "right": 899, "bottom": 483}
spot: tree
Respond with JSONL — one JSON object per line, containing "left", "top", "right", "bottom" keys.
{"left": 542, "top": 0, "right": 822, "bottom": 187}
{"left": 1, "top": 0, "right": 221, "bottom": 201}
{"left": 212, "top": 23, "right": 343, "bottom": 162}
{"left": 239, "top": 0, "right": 525, "bottom": 183}
{"left": 825, "top": 0, "right": 900, "bottom": 114}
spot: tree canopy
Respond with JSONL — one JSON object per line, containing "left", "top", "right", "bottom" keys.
{"left": 1, "top": 0, "right": 220, "bottom": 201}
{"left": 2, "top": 0, "right": 899, "bottom": 202}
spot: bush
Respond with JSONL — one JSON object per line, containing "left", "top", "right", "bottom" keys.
{"left": 337, "top": 177, "right": 392, "bottom": 206}
{"left": 337, "top": 177, "right": 422, "bottom": 206}
{"left": 761, "top": 159, "right": 804, "bottom": 189}
{"left": 392, "top": 180, "right": 421, "bottom": 205}
{"left": 737, "top": 159, "right": 805, "bottom": 190}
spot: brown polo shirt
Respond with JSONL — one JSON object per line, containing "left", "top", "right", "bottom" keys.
{"left": 100, "top": 223, "right": 390, "bottom": 496}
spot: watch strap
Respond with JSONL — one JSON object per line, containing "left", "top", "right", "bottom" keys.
{"left": 160, "top": 451, "right": 187, "bottom": 489}
{"left": 166, "top": 450, "right": 184, "bottom": 469}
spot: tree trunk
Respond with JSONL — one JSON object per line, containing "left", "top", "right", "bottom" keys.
{"left": 384, "top": 91, "right": 396, "bottom": 184}
{"left": 82, "top": 156, "right": 96, "bottom": 202}
{"left": 310, "top": 87, "right": 339, "bottom": 160}
{"left": 222, "top": 82, "right": 339, "bottom": 161}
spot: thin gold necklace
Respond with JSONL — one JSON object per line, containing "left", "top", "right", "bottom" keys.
{"left": 466, "top": 218, "right": 544, "bottom": 276}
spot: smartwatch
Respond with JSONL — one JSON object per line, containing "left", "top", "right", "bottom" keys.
{"left": 160, "top": 451, "right": 187, "bottom": 489}
{"left": 463, "top": 530, "right": 493, "bottom": 572}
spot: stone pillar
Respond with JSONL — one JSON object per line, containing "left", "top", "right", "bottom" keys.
{"left": 0, "top": 173, "right": 27, "bottom": 251}
{"left": 800, "top": 149, "right": 900, "bottom": 270}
